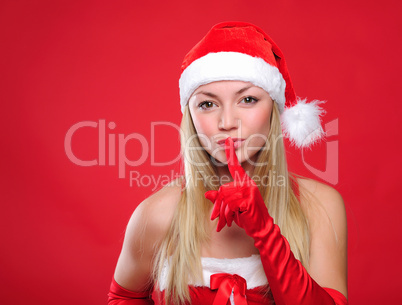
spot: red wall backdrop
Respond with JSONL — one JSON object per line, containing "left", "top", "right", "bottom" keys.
{"left": 1, "top": 1, "right": 401, "bottom": 304}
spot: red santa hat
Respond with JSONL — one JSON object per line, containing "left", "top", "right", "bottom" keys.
{"left": 179, "top": 21, "right": 326, "bottom": 148}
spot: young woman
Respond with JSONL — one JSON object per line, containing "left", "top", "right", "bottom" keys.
{"left": 108, "top": 21, "right": 348, "bottom": 305}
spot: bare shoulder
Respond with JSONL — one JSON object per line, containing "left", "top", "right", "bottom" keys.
{"left": 126, "top": 176, "right": 184, "bottom": 246}
{"left": 297, "top": 177, "right": 346, "bottom": 225}
{"left": 113, "top": 177, "right": 183, "bottom": 291}
{"left": 297, "top": 177, "right": 348, "bottom": 298}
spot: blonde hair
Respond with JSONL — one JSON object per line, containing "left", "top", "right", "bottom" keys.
{"left": 153, "top": 102, "right": 310, "bottom": 304}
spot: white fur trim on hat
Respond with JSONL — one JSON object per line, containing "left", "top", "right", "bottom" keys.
{"left": 179, "top": 52, "right": 286, "bottom": 113}
{"left": 281, "top": 98, "right": 326, "bottom": 148}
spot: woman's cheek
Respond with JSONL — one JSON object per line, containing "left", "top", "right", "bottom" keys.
{"left": 198, "top": 136, "right": 212, "bottom": 153}
{"left": 243, "top": 138, "right": 264, "bottom": 161}
{"left": 193, "top": 116, "right": 216, "bottom": 151}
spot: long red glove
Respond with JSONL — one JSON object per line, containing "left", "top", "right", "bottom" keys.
{"left": 108, "top": 277, "right": 154, "bottom": 304}
{"left": 204, "top": 137, "right": 347, "bottom": 305}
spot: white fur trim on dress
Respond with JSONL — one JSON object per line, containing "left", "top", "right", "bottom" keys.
{"left": 281, "top": 98, "right": 326, "bottom": 148}
{"left": 179, "top": 52, "right": 286, "bottom": 113}
{"left": 157, "top": 254, "right": 268, "bottom": 291}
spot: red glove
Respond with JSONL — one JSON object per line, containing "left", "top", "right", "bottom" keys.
{"left": 107, "top": 277, "right": 154, "bottom": 305}
{"left": 204, "top": 137, "right": 347, "bottom": 305}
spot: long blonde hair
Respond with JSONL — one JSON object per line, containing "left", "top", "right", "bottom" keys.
{"left": 153, "top": 102, "right": 310, "bottom": 304}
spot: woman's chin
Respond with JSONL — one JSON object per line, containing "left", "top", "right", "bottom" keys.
{"left": 209, "top": 150, "right": 255, "bottom": 167}
{"left": 208, "top": 154, "right": 226, "bottom": 167}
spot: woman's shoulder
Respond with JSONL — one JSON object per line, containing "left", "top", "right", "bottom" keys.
{"left": 296, "top": 177, "right": 346, "bottom": 230}
{"left": 297, "top": 177, "right": 345, "bottom": 210}
{"left": 296, "top": 178, "right": 348, "bottom": 297}
{"left": 113, "top": 177, "right": 184, "bottom": 291}
{"left": 126, "top": 176, "right": 184, "bottom": 243}
{"left": 140, "top": 176, "right": 184, "bottom": 213}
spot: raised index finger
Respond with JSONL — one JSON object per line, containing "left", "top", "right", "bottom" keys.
{"left": 225, "top": 137, "right": 248, "bottom": 183}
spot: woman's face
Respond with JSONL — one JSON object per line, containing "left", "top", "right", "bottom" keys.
{"left": 188, "top": 80, "right": 273, "bottom": 165}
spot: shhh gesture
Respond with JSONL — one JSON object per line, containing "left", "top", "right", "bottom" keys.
{"left": 206, "top": 138, "right": 349, "bottom": 305}
{"left": 204, "top": 137, "right": 270, "bottom": 233}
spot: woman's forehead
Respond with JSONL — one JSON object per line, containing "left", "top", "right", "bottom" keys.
{"left": 191, "top": 81, "right": 266, "bottom": 99}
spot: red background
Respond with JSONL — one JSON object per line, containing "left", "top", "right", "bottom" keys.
{"left": 1, "top": 1, "right": 401, "bottom": 304}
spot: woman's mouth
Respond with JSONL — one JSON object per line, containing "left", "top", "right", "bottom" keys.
{"left": 217, "top": 138, "right": 245, "bottom": 149}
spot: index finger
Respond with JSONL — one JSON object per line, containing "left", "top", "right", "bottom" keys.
{"left": 225, "top": 137, "right": 248, "bottom": 182}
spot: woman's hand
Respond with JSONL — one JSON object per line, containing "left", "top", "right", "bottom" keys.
{"left": 204, "top": 137, "right": 269, "bottom": 235}
{"left": 204, "top": 137, "right": 348, "bottom": 305}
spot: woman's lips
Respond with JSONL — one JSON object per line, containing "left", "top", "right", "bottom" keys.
{"left": 217, "top": 138, "right": 245, "bottom": 149}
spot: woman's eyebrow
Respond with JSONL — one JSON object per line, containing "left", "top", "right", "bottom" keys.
{"left": 195, "top": 85, "right": 253, "bottom": 98}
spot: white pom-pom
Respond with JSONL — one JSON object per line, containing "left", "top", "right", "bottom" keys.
{"left": 281, "top": 98, "right": 326, "bottom": 148}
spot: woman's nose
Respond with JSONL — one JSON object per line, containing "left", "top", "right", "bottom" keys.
{"left": 218, "top": 107, "right": 239, "bottom": 131}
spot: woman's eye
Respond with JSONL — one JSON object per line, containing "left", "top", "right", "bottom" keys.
{"left": 198, "top": 101, "right": 215, "bottom": 110}
{"left": 241, "top": 96, "right": 258, "bottom": 104}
